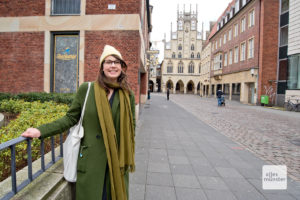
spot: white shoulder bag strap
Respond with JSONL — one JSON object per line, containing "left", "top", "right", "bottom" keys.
{"left": 78, "top": 82, "right": 91, "bottom": 126}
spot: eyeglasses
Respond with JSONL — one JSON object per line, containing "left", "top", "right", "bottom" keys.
{"left": 104, "top": 60, "right": 121, "bottom": 65}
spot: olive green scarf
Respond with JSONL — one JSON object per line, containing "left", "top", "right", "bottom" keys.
{"left": 94, "top": 81, "right": 135, "bottom": 200}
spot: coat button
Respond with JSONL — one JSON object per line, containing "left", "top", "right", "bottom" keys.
{"left": 96, "top": 135, "right": 101, "bottom": 139}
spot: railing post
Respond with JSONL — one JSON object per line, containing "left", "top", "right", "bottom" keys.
{"left": 60, "top": 133, "right": 63, "bottom": 157}
{"left": 10, "top": 145, "right": 17, "bottom": 194}
{"left": 51, "top": 136, "right": 55, "bottom": 163}
{"left": 41, "top": 139, "right": 45, "bottom": 171}
{"left": 27, "top": 139, "right": 33, "bottom": 181}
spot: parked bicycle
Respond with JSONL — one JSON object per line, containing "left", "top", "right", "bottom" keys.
{"left": 284, "top": 96, "right": 300, "bottom": 112}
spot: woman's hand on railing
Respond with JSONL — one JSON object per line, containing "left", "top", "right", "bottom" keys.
{"left": 21, "top": 128, "right": 41, "bottom": 138}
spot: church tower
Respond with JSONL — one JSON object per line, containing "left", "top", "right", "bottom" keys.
{"left": 162, "top": 4, "right": 203, "bottom": 94}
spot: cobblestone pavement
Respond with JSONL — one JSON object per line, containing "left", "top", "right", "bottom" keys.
{"left": 167, "top": 93, "right": 300, "bottom": 181}
{"left": 129, "top": 94, "right": 300, "bottom": 200}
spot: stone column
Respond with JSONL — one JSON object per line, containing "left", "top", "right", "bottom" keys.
{"left": 229, "top": 83, "right": 232, "bottom": 100}
{"left": 208, "top": 84, "right": 212, "bottom": 97}
{"left": 214, "top": 84, "right": 217, "bottom": 98}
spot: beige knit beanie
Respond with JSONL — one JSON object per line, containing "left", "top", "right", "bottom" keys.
{"left": 99, "top": 45, "right": 123, "bottom": 67}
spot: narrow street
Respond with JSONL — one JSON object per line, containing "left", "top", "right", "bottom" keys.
{"left": 129, "top": 94, "right": 300, "bottom": 200}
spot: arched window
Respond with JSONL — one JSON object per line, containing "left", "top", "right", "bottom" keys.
{"left": 178, "top": 44, "right": 182, "bottom": 50}
{"left": 167, "top": 61, "right": 173, "bottom": 73}
{"left": 191, "top": 44, "right": 194, "bottom": 50}
{"left": 172, "top": 52, "right": 176, "bottom": 58}
{"left": 197, "top": 52, "right": 200, "bottom": 59}
{"left": 178, "top": 61, "right": 184, "bottom": 73}
{"left": 188, "top": 62, "right": 194, "bottom": 73}
{"left": 178, "top": 52, "right": 182, "bottom": 58}
{"left": 191, "top": 53, "right": 194, "bottom": 58}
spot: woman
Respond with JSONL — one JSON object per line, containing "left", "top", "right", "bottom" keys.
{"left": 22, "top": 45, "right": 136, "bottom": 200}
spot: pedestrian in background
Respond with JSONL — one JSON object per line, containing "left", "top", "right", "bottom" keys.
{"left": 167, "top": 88, "right": 170, "bottom": 100}
{"left": 21, "top": 45, "right": 136, "bottom": 200}
{"left": 217, "top": 89, "right": 223, "bottom": 106}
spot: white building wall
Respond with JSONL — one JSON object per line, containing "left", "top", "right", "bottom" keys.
{"left": 288, "top": 0, "right": 300, "bottom": 55}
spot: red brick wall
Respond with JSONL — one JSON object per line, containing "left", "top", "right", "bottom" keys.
{"left": 258, "top": 0, "right": 279, "bottom": 102}
{"left": 86, "top": 0, "right": 140, "bottom": 15}
{"left": 0, "top": 32, "right": 44, "bottom": 93}
{"left": 0, "top": 0, "right": 45, "bottom": 17}
{"left": 211, "top": 0, "right": 260, "bottom": 75}
{"left": 84, "top": 31, "right": 141, "bottom": 103}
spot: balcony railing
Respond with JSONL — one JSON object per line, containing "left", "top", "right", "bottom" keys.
{"left": 0, "top": 134, "right": 64, "bottom": 200}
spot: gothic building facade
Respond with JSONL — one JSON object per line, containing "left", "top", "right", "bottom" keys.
{"left": 161, "top": 5, "right": 203, "bottom": 94}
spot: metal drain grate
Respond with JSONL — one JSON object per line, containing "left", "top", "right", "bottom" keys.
{"left": 290, "top": 139, "right": 300, "bottom": 146}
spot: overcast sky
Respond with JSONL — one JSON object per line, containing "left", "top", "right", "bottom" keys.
{"left": 149, "top": 0, "right": 232, "bottom": 61}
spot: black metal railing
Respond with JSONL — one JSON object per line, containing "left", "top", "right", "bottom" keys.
{"left": 0, "top": 134, "right": 64, "bottom": 200}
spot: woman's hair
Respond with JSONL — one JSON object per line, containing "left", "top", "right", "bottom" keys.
{"left": 97, "top": 55, "right": 131, "bottom": 94}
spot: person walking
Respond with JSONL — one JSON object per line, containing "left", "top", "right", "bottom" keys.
{"left": 21, "top": 45, "right": 136, "bottom": 200}
{"left": 167, "top": 88, "right": 170, "bottom": 100}
{"left": 217, "top": 89, "right": 223, "bottom": 106}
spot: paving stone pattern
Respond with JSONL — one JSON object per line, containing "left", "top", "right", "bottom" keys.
{"left": 169, "top": 94, "right": 300, "bottom": 181}
{"left": 129, "top": 94, "right": 300, "bottom": 200}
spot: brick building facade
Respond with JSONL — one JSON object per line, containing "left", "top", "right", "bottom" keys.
{"left": 0, "top": 0, "right": 152, "bottom": 115}
{"left": 209, "top": 0, "right": 279, "bottom": 105}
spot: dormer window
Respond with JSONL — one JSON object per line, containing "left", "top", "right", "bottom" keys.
{"left": 235, "top": 0, "right": 240, "bottom": 13}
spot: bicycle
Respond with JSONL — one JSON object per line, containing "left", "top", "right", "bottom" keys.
{"left": 284, "top": 97, "right": 300, "bottom": 112}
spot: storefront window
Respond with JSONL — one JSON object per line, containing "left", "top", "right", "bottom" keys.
{"left": 287, "top": 54, "right": 300, "bottom": 89}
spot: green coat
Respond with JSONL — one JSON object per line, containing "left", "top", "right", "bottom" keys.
{"left": 38, "top": 82, "right": 135, "bottom": 200}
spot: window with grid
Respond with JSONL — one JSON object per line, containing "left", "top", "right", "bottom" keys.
{"left": 191, "top": 53, "right": 194, "bottom": 58}
{"left": 228, "top": 29, "right": 232, "bottom": 40}
{"left": 178, "top": 44, "right": 182, "bottom": 50}
{"left": 234, "top": 24, "right": 239, "bottom": 37}
{"left": 248, "top": 38, "right": 254, "bottom": 58}
{"left": 172, "top": 53, "right": 176, "bottom": 58}
{"left": 219, "top": 38, "right": 222, "bottom": 47}
{"left": 280, "top": 26, "right": 288, "bottom": 46}
{"left": 224, "top": 53, "right": 228, "bottom": 66}
{"left": 281, "top": 0, "right": 289, "bottom": 14}
{"left": 229, "top": 50, "right": 233, "bottom": 65}
{"left": 197, "top": 53, "right": 200, "bottom": 59}
{"left": 188, "top": 62, "right": 194, "bottom": 73}
{"left": 241, "top": 17, "right": 246, "bottom": 32}
{"left": 234, "top": 46, "right": 239, "bottom": 63}
{"left": 249, "top": 10, "right": 255, "bottom": 27}
{"left": 167, "top": 61, "right": 173, "bottom": 73}
{"left": 51, "top": 0, "right": 81, "bottom": 15}
{"left": 223, "top": 33, "right": 227, "bottom": 44}
{"left": 178, "top": 62, "right": 184, "bottom": 73}
{"left": 240, "top": 42, "right": 246, "bottom": 61}
{"left": 178, "top": 52, "right": 182, "bottom": 58}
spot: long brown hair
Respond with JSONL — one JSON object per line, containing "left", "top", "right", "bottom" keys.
{"left": 97, "top": 55, "right": 131, "bottom": 94}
